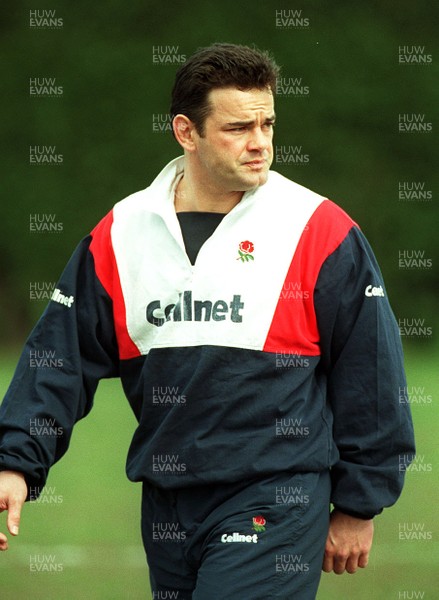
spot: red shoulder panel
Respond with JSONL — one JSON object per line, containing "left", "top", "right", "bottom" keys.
{"left": 263, "top": 200, "right": 357, "bottom": 356}
{"left": 89, "top": 211, "right": 141, "bottom": 359}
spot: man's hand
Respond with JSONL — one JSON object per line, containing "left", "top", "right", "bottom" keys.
{"left": 322, "top": 509, "right": 374, "bottom": 574}
{"left": 0, "top": 471, "right": 27, "bottom": 551}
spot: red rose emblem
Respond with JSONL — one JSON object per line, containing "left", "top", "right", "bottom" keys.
{"left": 239, "top": 240, "right": 254, "bottom": 254}
{"left": 252, "top": 515, "right": 266, "bottom": 532}
{"left": 237, "top": 240, "right": 255, "bottom": 262}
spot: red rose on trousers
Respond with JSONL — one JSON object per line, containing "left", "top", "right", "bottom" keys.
{"left": 239, "top": 240, "right": 254, "bottom": 254}
{"left": 252, "top": 515, "right": 266, "bottom": 532}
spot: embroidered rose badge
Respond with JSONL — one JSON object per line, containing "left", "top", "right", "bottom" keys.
{"left": 252, "top": 515, "right": 266, "bottom": 532}
{"left": 237, "top": 240, "right": 255, "bottom": 262}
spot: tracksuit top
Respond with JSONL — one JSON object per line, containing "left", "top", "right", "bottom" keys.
{"left": 0, "top": 156, "right": 415, "bottom": 518}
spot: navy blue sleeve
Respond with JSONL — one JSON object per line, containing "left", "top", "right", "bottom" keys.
{"left": 0, "top": 236, "right": 119, "bottom": 497}
{"left": 314, "top": 226, "right": 415, "bottom": 518}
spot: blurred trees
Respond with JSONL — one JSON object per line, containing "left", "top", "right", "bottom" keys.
{"left": 1, "top": 0, "right": 438, "bottom": 344}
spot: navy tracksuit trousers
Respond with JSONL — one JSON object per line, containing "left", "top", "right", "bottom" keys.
{"left": 141, "top": 470, "right": 331, "bottom": 599}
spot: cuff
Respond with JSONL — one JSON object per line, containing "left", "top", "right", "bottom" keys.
{"left": 333, "top": 505, "right": 380, "bottom": 520}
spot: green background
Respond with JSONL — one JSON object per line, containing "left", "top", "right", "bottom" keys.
{"left": 1, "top": 0, "right": 438, "bottom": 598}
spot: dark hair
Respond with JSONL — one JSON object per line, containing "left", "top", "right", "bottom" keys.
{"left": 170, "top": 43, "right": 280, "bottom": 136}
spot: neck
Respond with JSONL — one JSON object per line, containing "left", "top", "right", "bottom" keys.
{"left": 174, "top": 161, "right": 244, "bottom": 214}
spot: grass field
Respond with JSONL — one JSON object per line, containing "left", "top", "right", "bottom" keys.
{"left": 0, "top": 344, "right": 438, "bottom": 599}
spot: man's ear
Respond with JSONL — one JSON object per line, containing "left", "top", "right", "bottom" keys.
{"left": 172, "top": 114, "right": 198, "bottom": 152}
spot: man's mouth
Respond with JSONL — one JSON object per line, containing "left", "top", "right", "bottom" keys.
{"left": 244, "top": 159, "right": 266, "bottom": 169}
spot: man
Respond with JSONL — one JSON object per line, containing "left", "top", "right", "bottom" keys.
{"left": 0, "top": 43, "right": 415, "bottom": 599}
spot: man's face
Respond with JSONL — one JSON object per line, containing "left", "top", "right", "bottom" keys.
{"left": 192, "top": 87, "right": 275, "bottom": 193}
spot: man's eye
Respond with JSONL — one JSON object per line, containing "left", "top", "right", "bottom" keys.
{"left": 230, "top": 127, "right": 246, "bottom": 132}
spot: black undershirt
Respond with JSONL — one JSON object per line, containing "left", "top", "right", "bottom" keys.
{"left": 176, "top": 212, "right": 226, "bottom": 265}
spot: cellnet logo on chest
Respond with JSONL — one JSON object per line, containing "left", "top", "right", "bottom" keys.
{"left": 146, "top": 291, "right": 244, "bottom": 327}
